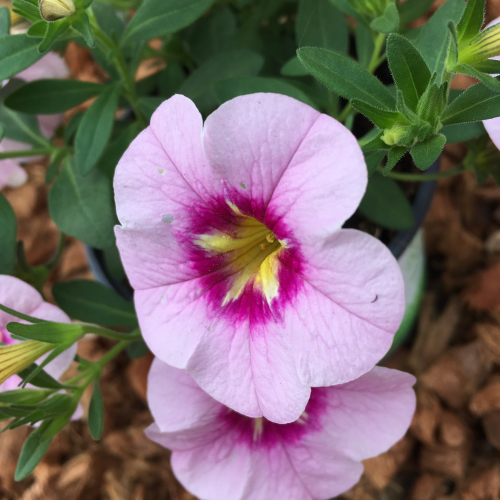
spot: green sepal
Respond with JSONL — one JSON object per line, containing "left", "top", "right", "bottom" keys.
{"left": 6, "top": 322, "right": 85, "bottom": 344}
{"left": 12, "top": 0, "right": 43, "bottom": 23}
{"left": 370, "top": 2, "right": 399, "bottom": 34}
{"left": 411, "top": 133, "right": 446, "bottom": 170}
{"left": 361, "top": 131, "right": 390, "bottom": 152}
{"left": 71, "top": 11, "right": 95, "bottom": 48}
{"left": 454, "top": 63, "right": 500, "bottom": 93}
{"left": 38, "top": 19, "right": 70, "bottom": 54}
{"left": 456, "top": 0, "right": 485, "bottom": 46}
{"left": 27, "top": 21, "right": 47, "bottom": 38}
{"left": 473, "top": 59, "right": 500, "bottom": 74}
{"left": 351, "top": 99, "right": 404, "bottom": 129}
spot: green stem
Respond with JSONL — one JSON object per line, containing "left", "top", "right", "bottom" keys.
{"left": 368, "top": 33, "right": 387, "bottom": 74}
{"left": 89, "top": 10, "right": 147, "bottom": 130}
{"left": 0, "top": 148, "right": 51, "bottom": 160}
{"left": 381, "top": 163, "right": 464, "bottom": 181}
{"left": 81, "top": 325, "right": 142, "bottom": 342}
{"left": 46, "top": 232, "right": 65, "bottom": 271}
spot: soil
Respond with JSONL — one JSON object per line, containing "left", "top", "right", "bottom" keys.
{"left": 3, "top": 1, "right": 500, "bottom": 498}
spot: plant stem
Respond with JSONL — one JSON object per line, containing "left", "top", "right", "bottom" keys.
{"left": 381, "top": 163, "right": 464, "bottom": 181}
{"left": 88, "top": 10, "right": 147, "bottom": 130}
{"left": 0, "top": 148, "right": 50, "bottom": 160}
{"left": 368, "top": 33, "right": 387, "bottom": 74}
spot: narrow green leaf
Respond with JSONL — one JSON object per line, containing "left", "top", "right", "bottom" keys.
{"left": 399, "top": 0, "right": 435, "bottom": 25}
{"left": 364, "top": 149, "right": 387, "bottom": 176}
{"left": 214, "top": 77, "right": 319, "bottom": 109}
{"left": 12, "top": 0, "right": 42, "bottom": 23}
{"left": 351, "top": 99, "right": 403, "bottom": 129}
{"left": 52, "top": 280, "right": 137, "bottom": 326}
{"left": 441, "top": 121, "right": 486, "bottom": 143}
{"left": 0, "top": 194, "right": 17, "bottom": 275}
{"left": 456, "top": 0, "right": 485, "bottom": 46}
{"left": 441, "top": 81, "right": 500, "bottom": 125}
{"left": 15, "top": 421, "right": 52, "bottom": 480}
{"left": 0, "top": 7, "right": 10, "bottom": 36}
{"left": 454, "top": 63, "right": 500, "bottom": 93}
{"left": 48, "top": 158, "right": 116, "bottom": 249}
{"left": 75, "top": 84, "right": 120, "bottom": 175}
{"left": 414, "top": 0, "right": 465, "bottom": 81}
{"left": 88, "top": 379, "right": 104, "bottom": 440}
{"left": 17, "top": 364, "right": 64, "bottom": 390}
{"left": 358, "top": 173, "right": 414, "bottom": 230}
{"left": 123, "top": 0, "right": 214, "bottom": 44}
{"left": 387, "top": 33, "right": 431, "bottom": 111}
{"left": 384, "top": 146, "right": 407, "bottom": 174}
{"left": 179, "top": 50, "right": 264, "bottom": 113}
{"left": 5, "top": 80, "right": 105, "bottom": 114}
{"left": 411, "top": 134, "right": 446, "bottom": 170}
{"left": 70, "top": 12, "right": 95, "bottom": 48}
{"left": 297, "top": 47, "right": 395, "bottom": 110}
{"left": 7, "top": 322, "right": 84, "bottom": 344}
{"left": 0, "top": 104, "right": 45, "bottom": 145}
{"left": 370, "top": 2, "right": 399, "bottom": 34}
{"left": 38, "top": 20, "right": 70, "bottom": 54}
{"left": 0, "top": 34, "right": 41, "bottom": 81}
{"left": 355, "top": 22, "right": 374, "bottom": 69}
{"left": 296, "top": 0, "right": 348, "bottom": 54}
{"left": 0, "top": 389, "right": 52, "bottom": 405}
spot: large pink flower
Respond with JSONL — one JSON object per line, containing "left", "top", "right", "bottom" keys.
{"left": 146, "top": 359, "right": 416, "bottom": 500}
{"left": 0, "top": 275, "right": 76, "bottom": 391}
{"left": 0, "top": 52, "right": 69, "bottom": 190}
{"left": 114, "top": 93, "right": 405, "bottom": 423}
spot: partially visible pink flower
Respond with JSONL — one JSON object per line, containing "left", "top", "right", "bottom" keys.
{"left": 0, "top": 275, "right": 76, "bottom": 392}
{"left": 482, "top": 17, "right": 500, "bottom": 149}
{"left": 114, "top": 93, "right": 405, "bottom": 423}
{"left": 146, "top": 359, "right": 416, "bottom": 500}
{"left": 0, "top": 52, "right": 69, "bottom": 190}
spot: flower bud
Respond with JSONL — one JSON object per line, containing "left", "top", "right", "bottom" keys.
{"left": 0, "top": 340, "right": 56, "bottom": 385}
{"left": 381, "top": 122, "right": 408, "bottom": 146}
{"left": 459, "top": 22, "right": 500, "bottom": 66}
{"left": 39, "top": 0, "right": 75, "bottom": 22}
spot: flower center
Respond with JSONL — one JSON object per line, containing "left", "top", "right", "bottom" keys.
{"left": 195, "top": 202, "right": 282, "bottom": 306}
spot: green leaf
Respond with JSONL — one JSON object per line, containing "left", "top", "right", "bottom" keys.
{"left": 0, "top": 34, "right": 41, "bottom": 81}
{"left": 456, "top": 0, "right": 485, "bottom": 46}
{"left": 454, "top": 63, "right": 500, "bottom": 93}
{"left": 0, "top": 389, "right": 52, "bottom": 405}
{"left": 5, "top": 80, "right": 105, "bottom": 114}
{"left": 17, "top": 364, "right": 64, "bottom": 390}
{"left": 92, "top": 2, "right": 124, "bottom": 39}
{"left": 370, "top": 2, "right": 399, "bottom": 34}
{"left": 123, "top": 0, "right": 214, "bottom": 45}
{"left": 52, "top": 280, "right": 137, "bottom": 327}
{"left": 0, "top": 104, "right": 45, "bottom": 145}
{"left": 411, "top": 134, "right": 446, "bottom": 170}
{"left": 12, "top": 0, "right": 43, "bottom": 23}
{"left": 0, "top": 194, "right": 17, "bottom": 275}
{"left": 399, "top": 0, "right": 435, "bottom": 25}
{"left": 413, "top": 0, "right": 465, "bottom": 81}
{"left": 441, "top": 81, "right": 500, "bottom": 125}
{"left": 137, "top": 96, "right": 164, "bottom": 121}
{"left": 297, "top": 47, "right": 395, "bottom": 110}
{"left": 441, "top": 121, "right": 486, "bottom": 143}
{"left": 126, "top": 339, "right": 150, "bottom": 359}
{"left": 159, "top": 62, "right": 186, "bottom": 98}
{"left": 351, "top": 99, "right": 403, "bottom": 129}
{"left": 281, "top": 56, "right": 309, "bottom": 76}
{"left": 364, "top": 149, "right": 387, "bottom": 175}
{"left": 327, "top": 0, "right": 367, "bottom": 25}
{"left": 38, "top": 19, "right": 70, "bottom": 55}
{"left": 75, "top": 84, "right": 120, "bottom": 175}
{"left": 387, "top": 33, "right": 431, "bottom": 111}
{"left": 71, "top": 11, "right": 95, "bottom": 49}
{"left": 0, "top": 7, "right": 10, "bottom": 36}
{"left": 15, "top": 421, "right": 52, "bottom": 480}
{"left": 214, "top": 77, "right": 319, "bottom": 109}
{"left": 46, "top": 148, "right": 69, "bottom": 183}
{"left": 7, "top": 322, "right": 84, "bottom": 344}
{"left": 179, "top": 50, "right": 264, "bottom": 113}
{"left": 296, "top": 0, "right": 348, "bottom": 53}
{"left": 49, "top": 157, "right": 116, "bottom": 249}
{"left": 355, "top": 22, "right": 374, "bottom": 69}
{"left": 184, "top": 6, "right": 237, "bottom": 65}
{"left": 384, "top": 146, "right": 407, "bottom": 174}
{"left": 358, "top": 173, "right": 414, "bottom": 230}
{"left": 88, "top": 379, "right": 104, "bottom": 440}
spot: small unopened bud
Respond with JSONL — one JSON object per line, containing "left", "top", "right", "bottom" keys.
{"left": 39, "top": 0, "right": 75, "bottom": 22}
{"left": 459, "top": 22, "right": 500, "bottom": 65}
{"left": 381, "top": 123, "right": 408, "bottom": 146}
{"left": 0, "top": 340, "right": 56, "bottom": 385}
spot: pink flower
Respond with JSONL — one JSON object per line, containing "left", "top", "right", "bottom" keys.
{"left": 0, "top": 275, "right": 76, "bottom": 391}
{"left": 114, "top": 93, "right": 405, "bottom": 423}
{"left": 146, "top": 359, "right": 416, "bottom": 500}
{"left": 0, "top": 52, "right": 69, "bottom": 190}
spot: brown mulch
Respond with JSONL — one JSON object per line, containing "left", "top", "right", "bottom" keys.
{"left": 3, "top": 2, "right": 500, "bottom": 498}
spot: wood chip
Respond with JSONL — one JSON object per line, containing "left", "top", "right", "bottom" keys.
{"left": 469, "top": 375, "right": 500, "bottom": 417}
{"left": 482, "top": 411, "right": 500, "bottom": 451}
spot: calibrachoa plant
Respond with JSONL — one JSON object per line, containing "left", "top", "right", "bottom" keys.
{"left": 0, "top": 0, "right": 499, "bottom": 496}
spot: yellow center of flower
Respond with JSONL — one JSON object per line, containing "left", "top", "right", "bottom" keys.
{"left": 195, "top": 202, "right": 283, "bottom": 306}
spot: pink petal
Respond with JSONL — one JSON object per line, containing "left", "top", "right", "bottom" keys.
{"left": 288, "top": 229, "right": 405, "bottom": 387}
{"left": 301, "top": 367, "right": 416, "bottom": 462}
{"left": 16, "top": 52, "right": 69, "bottom": 82}
{"left": 0, "top": 159, "right": 27, "bottom": 189}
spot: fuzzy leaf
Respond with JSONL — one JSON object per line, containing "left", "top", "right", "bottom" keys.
{"left": 411, "top": 134, "right": 446, "bottom": 170}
